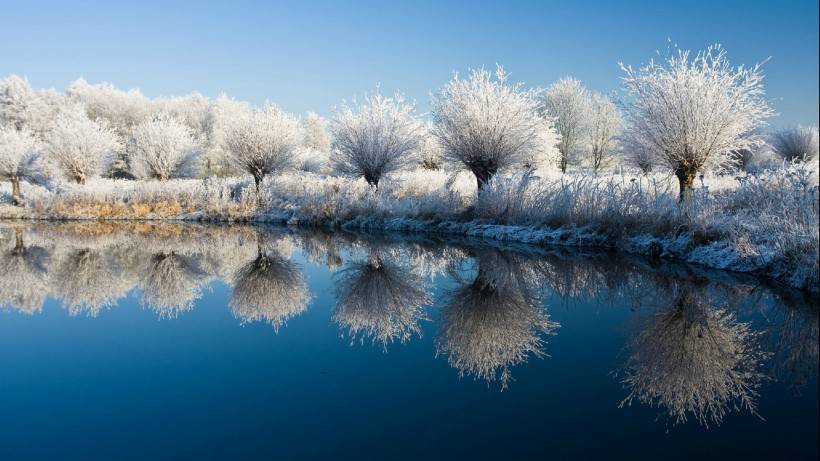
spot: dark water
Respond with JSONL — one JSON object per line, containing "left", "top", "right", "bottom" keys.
{"left": 0, "top": 222, "right": 817, "bottom": 460}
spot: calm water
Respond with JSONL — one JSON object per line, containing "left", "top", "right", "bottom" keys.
{"left": 0, "top": 222, "right": 817, "bottom": 460}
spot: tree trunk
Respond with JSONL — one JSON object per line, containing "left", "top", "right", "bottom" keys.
{"left": 472, "top": 166, "right": 497, "bottom": 192}
{"left": 10, "top": 177, "right": 21, "bottom": 206}
{"left": 675, "top": 166, "right": 697, "bottom": 202}
{"left": 364, "top": 174, "right": 379, "bottom": 189}
{"left": 253, "top": 173, "right": 265, "bottom": 208}
{"left": 14, "top": 228, "right": 24, "bottom": 254}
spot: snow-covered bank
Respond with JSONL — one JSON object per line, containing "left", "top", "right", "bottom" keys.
{"left": 1, "top": 165, "right": 817, "bottom": 292}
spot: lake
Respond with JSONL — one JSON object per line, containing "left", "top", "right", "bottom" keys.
{"left": 0, "top": 222, "right": 817, "bottom": 460}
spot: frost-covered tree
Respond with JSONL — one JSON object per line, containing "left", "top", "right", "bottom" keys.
{"left": 127, "top": 114, "right": 201, "bottom": 181}
{"left": 586, "top": 93, "right": 622, "bottom": 172}
{"left": 43, "top": 105, "right": 121, "bottom": 184}
{"left": 223, "top": 104, "right": 300, "bottom": 191}
{"left": 619, "top": 284, "right": 768, "bottom": 428}
{"left": 620, "top": 45, "right": 774, "bottom": 200}
{"left": 330, "top": 92, "right": 423, "bottom": 187}
{"left": 769, "top": 126, "right": 819, "bottom": 163}
{"left": 295, "top": 112, "right": 331, "bottom": 173}
{"left": 0, "top": 127, "right": 44, "bottom": 205}
{"left": 66, "top": 78, "right": 153, "bottom": 137}
{"left": 229, "top": 240, "right": 310, "bottom": 331}
{"left": 0, "top": 75, "right": 65, "bottom": 137}
{"left": 541, "top": 77, "right": 590, "bottom": 173}
{"left": 333, "top": 253, "right": 430, "bottom": 348}
{"left": 418, "top": 126, "right": 444, "bottom": 170}
{"left": 432, "top": 67, "right": 557, "bottom": 190}
{"left": 154, "top": 93, "right": 211, "bottom": 145}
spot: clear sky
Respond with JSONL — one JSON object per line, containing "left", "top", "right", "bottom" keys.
{"left": 1, "top": 0, "right": 817, "bottom": 126}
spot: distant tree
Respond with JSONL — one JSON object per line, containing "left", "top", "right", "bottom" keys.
{"left": 417, "top": 128, "right": 444, "bottom": 170}
{"left": 330, "top": 92, "right": 423, "bottom": 187}
{"left": 223, "top": 104, "right": 300, "bottom": 192}
{"left": 541, "top": 77, "right": 590, "bottom": 173}
{"left": 154, "top": 93, "right": 212, "bottom": 145}
{"left": 769, "top": 126, "right": 819, "bottom": 163}
{"left": 432, "top": 67, "right": 557, "bottom": 190}
{"left": 586, "top": 93, "right": 622, "bottom": 173}
{"left": 295, "top": 112, "right": 331, "bottom": 173}
{"left": 65, "top": 78, "right": 153, "bottom": 137}
{"left": 44, "top": 105, "right": 121, "bottom": 184}
{"left": 127, "top": 114, "right": 201, "bottom": 181}
{"left": 202, "top": 94, "right": 249, "bottom": 177}
{"left": 0, "top": 75, "right": 64, "bottom": 137}
{"left": 620, "top": 45, "right": 773, "bottom": 201}
{"left": 0, "top": 127, "right": 44, "bottom": 205}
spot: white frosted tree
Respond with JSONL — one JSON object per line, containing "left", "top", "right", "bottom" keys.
{"left": 44, "top": 105, "right": 121, "bottom": 184}
{"left": 223, "top": 104, "right": 300, "bottom": 191}
{"left": 541, "top": 77, "right": 590, "bottom": 173}
{"left": 202, "top": 94, "right": 249, "bottom": 177}
{"left": 127, "top": 114, "right": 201, "bottom": 181}
{"left": 295, "top": 112, "right": 331, "bottom": 173}
{"left": 586, "top": 92, "right": 622, "bottom": 172}
{"left": 432, "top": 66, "right": 557, "bottom": 190}
{"left": 154, "top": 93, "right": 211, "bottom": 145}
{"left": 769, "top": 126, "right": 819, "bottom": 163}
{"left": 0, "top": 75, "right": 65, "bottom": 137}
{"left": 65, "top": 78, "right": 153, "bottom": 137}
{"left": 418, "top": 124, "right": 444, "bottom": 170}
{"left": 0, "top": 127, "right": 44, "bottom": 206}
{"left": 620, "top": 45, "right": 774, "bottom": 200}
{"left": 330, "top": 92, "right": 423, "bottom": 187}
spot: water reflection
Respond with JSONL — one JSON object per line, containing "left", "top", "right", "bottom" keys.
{"left": 618, "top": 279, "right": 769, "bottom": 428}
{"left": 0, "top": 222, "right": 816, "bottom": 430}
{"left": 437, "top": 249, "right": 559, "bottom": 388}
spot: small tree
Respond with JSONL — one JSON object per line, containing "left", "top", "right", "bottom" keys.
{"left": 223, "top": 104, "right": 300, "bottom": 191}
{"left": 330, "top": 92, "right": 423, "bottom": 187}
{"left": 769, "top": 126, "right": 819, "bottom": 163}
{"left": 620, "top": 45, "right": 774, "bottom": 201}
{"left": 128, "top": 114, "right": 200, "bottom": 181}
{"left": 541, "top": 77, "right": 590, "bottom": 173}
{"left": 0, "top": 127, "right": 43, "bottom": 206}
{"left": 432, "top": 67, "right": 556, "bottom": 190}
{"left": 296, "top": 112, "right": 331, "bottom": 173}
{"left": 586, "top": 93, "right": 622, "bottom": 173}
{"left": 44, "top": 106, "right": 121, "bottom": 184}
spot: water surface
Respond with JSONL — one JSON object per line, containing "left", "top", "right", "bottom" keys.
{"left": 0, "top": 222, "right": 817, "bottom": 460}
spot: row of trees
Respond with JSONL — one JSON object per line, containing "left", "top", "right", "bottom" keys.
{"left": 1, "top": 44, "right": 818, "bottom": 205}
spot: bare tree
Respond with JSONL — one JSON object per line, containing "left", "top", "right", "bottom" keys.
{"left": 128, "top": 114, "right": 201, "bottom": 181}
{"left": 432, "top": 66, "right": 558, "bottom": 190}
{"left": 333, "top": 252, "right": 430, "bottom": 348}
{"left": 542, "top": 77, "right": 590, "bottom": 173}
{"left": 330, "top": 92, "right": 423, "bottom": 187}
{"left": 586, "top": 92, "right": 622, "bottom": 173}
{"left": 0, "top": 127, "right": 44, "bottom": 206}
{"left": 223, "top": 104, "right": 300, "bottom": 192}
{"left": 769, "top": 125, "right": 819, "bottom": 163}
{"left": 620, "top": 44, "right": 774, "bottom": 200}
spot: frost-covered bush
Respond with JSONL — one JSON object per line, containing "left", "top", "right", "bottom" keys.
{"left": 44, "top": 105, "right": 121, "bottom": 184}
{"left": 541, "top": 77, "right": 589, "bottom": 172}
{"left": 417, "top": 127, "right": 444, "bottom": 170}
{"left": 223, "top": 104, "right": 300, "bottom": 191}
{"left": 330, "top": 92, "right": 423, "bottom": 187}
{"left": 432, "top": 66, "right": 558, "bottom": 189}
{"left": 295, "top": 112, "right": 331, "bottom": 173}
{"left": 769, "top": 126, "right": 819, "bottom": 163}
{"left": 127, "top": 114, "right": 201, "bottom": 181}
{"left": 620, "top": 44, "right": 774, "bottom": 200}
{"left": 0, "top": 127, "right": 44, "bottom": 205}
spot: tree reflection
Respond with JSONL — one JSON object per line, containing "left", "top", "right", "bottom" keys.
{"left": 437, "top": 250, "right": 559, "bottom": 389}
{"left": 229, "top": 237, "right": 310, "bottom": 331}
{"left": 51, "top": 248, "right": 130, "bottom": 316}
{"left": 0, "top": 228, "right": 49, "bottom": 314}
{"left": 619, "top": 282, "right": 769, "bottom": 428}
{"left": 333, "top": 252, "right": 431, "bottom": 348}
{"left": 139, "top": 251, "right": 208, "bottom": 318}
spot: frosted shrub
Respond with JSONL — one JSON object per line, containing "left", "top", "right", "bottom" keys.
{"left": 620, "top": 44, "right": 774, "bottom": 200}
{"left": 330, "top": 92, "right": 423, "bottom": 187}
{"left": 769, "top": 126, "right": 819, "bottom": 163}
{"left": 0, "top": 127, "right": 44, "bottom": 205}
{"left": 44, "top": 106, "right": 121, "bottom": 184}
{"left": 586, "top": 93, "right": 622, "bottom": 172}
{"left": 432, "top": 66, "right": 558, "bottom": 190}
{"left": 223, "top": 104, "right": 300, "bottom": 191}
{"left": 128, "top": 114, "right": 201, "bottom": 181}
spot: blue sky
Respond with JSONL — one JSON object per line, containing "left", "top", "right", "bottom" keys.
{"left": 1, "top": 0, "right": 817, "bottom": 126}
